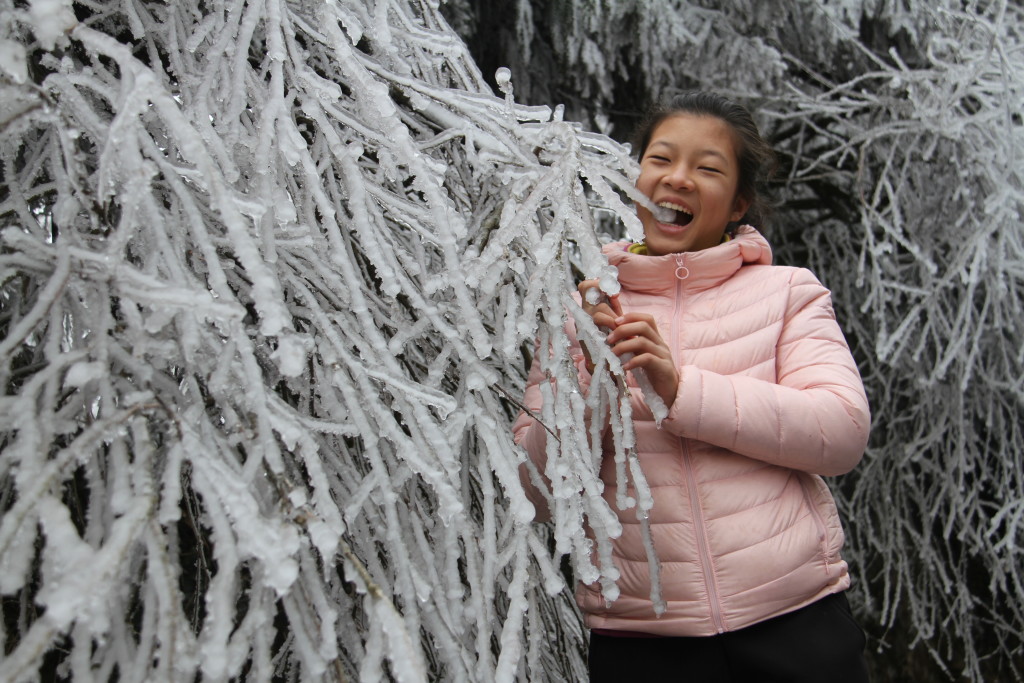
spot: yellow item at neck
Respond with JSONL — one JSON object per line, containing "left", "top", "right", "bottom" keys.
{"left": 629, "top": 231, "right": 732, "bottom": 255}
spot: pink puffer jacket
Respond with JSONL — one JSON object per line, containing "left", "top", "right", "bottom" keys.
{"left": 512, "top": 226, "right": 871, "bottom": 636}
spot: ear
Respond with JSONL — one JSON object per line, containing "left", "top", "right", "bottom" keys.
{"left": 730, "top": 195, "right": 751, "bottom": 223}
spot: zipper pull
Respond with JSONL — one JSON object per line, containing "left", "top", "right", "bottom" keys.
{"left": 674, "top": 254, "right": 689, "bottom": 280}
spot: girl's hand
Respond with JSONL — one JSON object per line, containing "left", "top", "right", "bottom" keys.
{"left": 577, "top": 279, "right": 621, "bottom": 371}
{"left": 578, "top": 279, "right": 622, "bottom": 329}
{"left": 605, "top": 312, "right": 678, "bottom": 409}
{"left": 578, "top": 281, "right": 678, "bottom": 409}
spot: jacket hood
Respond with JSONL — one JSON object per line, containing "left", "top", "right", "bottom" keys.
{"left": 602, "top": 225, "right": 773, "bottom": 295}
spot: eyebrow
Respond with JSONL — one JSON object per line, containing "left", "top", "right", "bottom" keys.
{"left": 646, "top": 141, "right": 731, "bottom": 164}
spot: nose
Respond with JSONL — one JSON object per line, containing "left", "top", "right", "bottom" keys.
{"left": 663, "top": 163, "right": 695, "bottom": 190}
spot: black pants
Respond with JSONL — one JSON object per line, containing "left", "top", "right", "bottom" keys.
{"left": 588, "top": 593, "right": 869, "bottom": 682}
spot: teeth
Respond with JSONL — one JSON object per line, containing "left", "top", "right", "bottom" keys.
{"left": 657, "top": 201, "right": 692, "bottom": 216}
{"left": 652, "top": 201, "right": 693, "bottom": 225}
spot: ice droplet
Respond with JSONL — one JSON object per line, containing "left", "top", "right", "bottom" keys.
{"left": 495, "top": 67, "right": 514, "bottom": 96}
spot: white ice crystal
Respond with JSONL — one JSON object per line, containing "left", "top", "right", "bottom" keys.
{"left": 28, "top": 0, "right": 76, "bottom": 51}
{"left": 0, "top": 1, "right": 640, "bottom": 681}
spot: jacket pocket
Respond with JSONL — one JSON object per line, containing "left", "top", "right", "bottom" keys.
{"left": 798, "top": 472, "right": 833, "bottom": 573}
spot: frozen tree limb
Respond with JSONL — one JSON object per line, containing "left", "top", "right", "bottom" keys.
{"left": 0, "top": 0, "right": 649, "bottom": 680}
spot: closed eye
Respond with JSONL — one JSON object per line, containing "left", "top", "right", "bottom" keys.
{"left": 645, "top": 155, "right": 671, "bottom": 163}
{"left": 700, "top": 166, "right": 722, "bottom": 174}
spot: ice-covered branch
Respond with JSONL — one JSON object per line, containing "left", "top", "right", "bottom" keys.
{"left": 0, "top": 0, "right": 646, "bottom": 680}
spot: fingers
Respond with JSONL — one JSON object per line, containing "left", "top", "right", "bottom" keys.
{"left": 610, "top": 339, "right": 678, "bottom": 409}
{"left": 607, "top": 336, "right": 672, "bottom": 366}
{"left": 575, "top": 300, "right": 678, "bottom": 407}
{"left": 590, "top": 310, "right": 619, "bottom": 331}
{"left": 577, "top": 279, "right": 602, "bottom": 307}
{"left": 578, "top": 280, "right": 622, "bottom": 320}
{"left": 606, "top": 293, "right": 623, "bottom": 317}
{"left": 577, "top": 287, "right": 673, "bottom": 377}
{"left": 604, "top": 314, "right": 672, "bottom": 370}
{"left": 605, "top": 314, "right": 664, "bottom": 346}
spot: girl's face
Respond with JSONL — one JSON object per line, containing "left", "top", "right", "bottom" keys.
{"left": 636, "top": 114, "right": 750, "bottom": 255}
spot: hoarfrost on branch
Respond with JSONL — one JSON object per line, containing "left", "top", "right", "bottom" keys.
{"left": 0, "top": 0, "right": 644, "bottom": 680}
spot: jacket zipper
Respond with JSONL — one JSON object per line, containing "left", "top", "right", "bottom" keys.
{"left": 681, "top": 442, "right": 726, "bottom": 632}
{"left": 670, "top": 255, "right": 687, "bottom": 354}
{"left": 673, "top": 254, "right": 726, "bottom": 633}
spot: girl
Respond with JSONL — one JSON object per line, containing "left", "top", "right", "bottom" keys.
{"left": 512, "top": 92, "right": 871, "bottom": 682}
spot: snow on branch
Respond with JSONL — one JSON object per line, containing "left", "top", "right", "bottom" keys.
{"left": 0, "top": 1, "right": 646, "bottom": 680}
{"left": 762, "top": 4, "right": 1024, "bottom": 680}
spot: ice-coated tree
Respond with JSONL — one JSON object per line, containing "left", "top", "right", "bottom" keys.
{"left": 1, "top": 1, "right": 1022, "bottom": 683}
{"left": 446, "top": 0, "right": 1024, "bottom": 680}
{"left": 0, "top": 0, "right": 655, "bottom": 680}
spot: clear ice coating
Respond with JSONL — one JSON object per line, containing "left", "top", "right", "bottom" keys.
{"left": 0, "top": 1, "right": 648, "bottom": 681}
{"left": 635, "top": 193, "right": 676, "bottom": 223}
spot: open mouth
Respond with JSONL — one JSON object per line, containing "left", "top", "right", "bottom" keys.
{"left": 654, "top": 201, "right": 693, "bottom": 226}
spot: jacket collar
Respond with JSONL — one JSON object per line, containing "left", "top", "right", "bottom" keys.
{"left": 602, "top": 225, "right": 773, "bottom": 295}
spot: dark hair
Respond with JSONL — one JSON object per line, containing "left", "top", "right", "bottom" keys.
{"left": 632, "top": 92, "right": 776, "bottom": 228}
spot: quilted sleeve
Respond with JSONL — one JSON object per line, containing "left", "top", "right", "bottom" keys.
{"left": 660, "top": 269, "right": 871, "bottom": 476}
